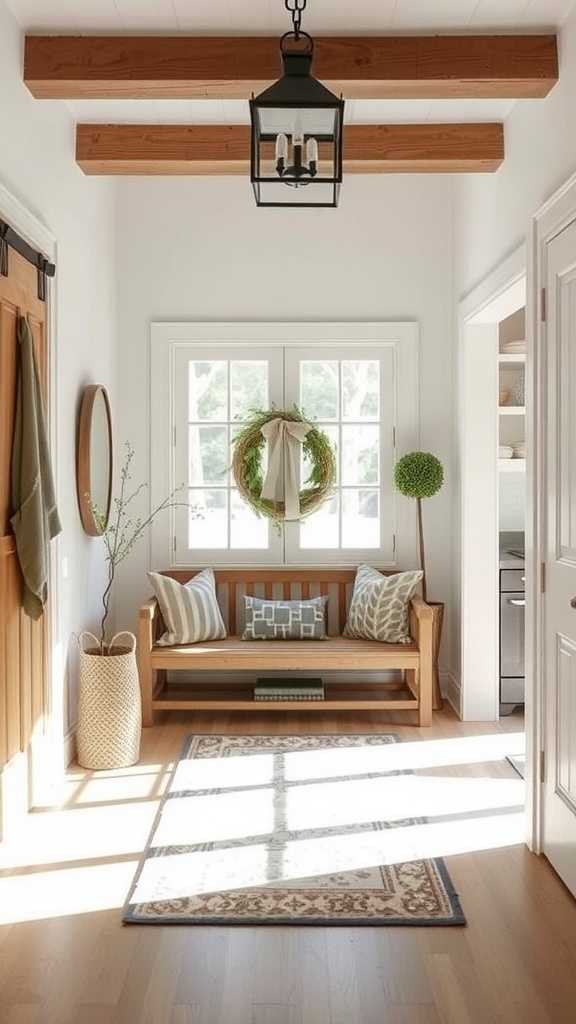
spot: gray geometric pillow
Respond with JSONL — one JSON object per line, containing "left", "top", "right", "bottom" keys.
{"left": 344, "top": 565, "right": 423, "bottom": 644}
{"left": 242, "top": 595, "right": 328, "bottom": 640}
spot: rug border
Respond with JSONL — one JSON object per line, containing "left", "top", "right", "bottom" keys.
{"left": 122, "top": 733, "right": 466, "bottom": 927}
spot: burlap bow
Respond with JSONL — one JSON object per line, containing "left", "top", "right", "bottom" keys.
{"left": 260, "top": 417, "right": 311, "bottom": 520}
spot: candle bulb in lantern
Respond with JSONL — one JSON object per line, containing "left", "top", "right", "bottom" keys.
{"left": 275, "top": 132, "right": 288, "bottom": 175}
{"left": 292, "top": 114, "right": 304, "bottom": 152}
{"left": 306, "top": 137, "right": 318, "bottom": 174}
{"left": 275, "top": 133, "right": 288, "bottom": 160}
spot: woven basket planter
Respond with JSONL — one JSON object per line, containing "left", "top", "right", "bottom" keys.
{"left": 77, "top": 631, "right": 141, "bottom": 770}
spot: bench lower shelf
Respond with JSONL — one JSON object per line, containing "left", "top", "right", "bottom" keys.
{"left": 152, "top": 686, "right": 419, "bottom": 713}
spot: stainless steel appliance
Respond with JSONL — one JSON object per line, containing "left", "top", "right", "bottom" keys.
{"left": 500, "top": 565, "right": 525, "bottom": 712}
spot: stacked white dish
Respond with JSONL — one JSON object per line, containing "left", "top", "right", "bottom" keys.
{"left": 501, "top": 339, "right": 526, "bottom": 355}
{"left": 512, "top": 442, "right": 526, "bottom": 459}
{"left": 499, "top": 445, "right": 514, "bottom": 459}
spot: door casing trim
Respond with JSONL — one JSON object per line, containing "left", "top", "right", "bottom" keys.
{"left": 458, "top": 246, "right": 526, "bottom": 725}
{"left": 531, "top": 168, "right": 576, "bottom": 855}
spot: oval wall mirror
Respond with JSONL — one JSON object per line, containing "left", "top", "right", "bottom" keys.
{"left": 77, "top": 385, "right": 113, "bottom": 536}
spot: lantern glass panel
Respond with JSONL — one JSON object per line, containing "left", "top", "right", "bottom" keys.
{"left": 255, "top": 105, "right": 338, "bottom": 138}
{"left": 252, "top": 180, "right": 340, "bottom": 207}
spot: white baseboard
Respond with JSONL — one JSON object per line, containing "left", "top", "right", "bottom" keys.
{"left": 440, "top": 671, "right": 462, "bottom": 718}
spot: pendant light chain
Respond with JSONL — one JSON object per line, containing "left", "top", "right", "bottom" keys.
{"left": 285, "top": 0, "right": 307, "bottom": 39}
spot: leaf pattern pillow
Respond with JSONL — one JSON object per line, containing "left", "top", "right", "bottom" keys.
{"left": 344, "top": 565, "right": 423, "bottom": 644}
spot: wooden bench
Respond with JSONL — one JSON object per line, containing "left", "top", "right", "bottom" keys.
{"left": 138, "top": 568, "right": 434, "bottom": 727}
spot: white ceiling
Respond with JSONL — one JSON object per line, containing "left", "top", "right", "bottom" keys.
{"left": 64, "top": 97, "right": 517, "bottom": 127}
{"left": 8, "top": 0, "right": 573, "bottom": 127}
{"left": 6, "top": 0, "right": 576, "bottom": 34}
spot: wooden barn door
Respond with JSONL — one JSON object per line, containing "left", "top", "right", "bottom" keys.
{"left": 0, "top": 244, "right": 50, "bottom": 834}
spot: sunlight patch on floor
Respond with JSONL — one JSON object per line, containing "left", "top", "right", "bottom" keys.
{"left": 0, "top": 860, "right": 139, "bottom": 924}
{"left": 151, "top": 774, "right": 524, "bottom": 848}
{"left": 0, "top": 730, "right": 527, "bottom": 924}
{"left": 171, "top": 751, "right": 275, "bottom": 794}
{"left": 282, "top": 732, "right": 526, "bottom": 782}
{"left": 0, "top": 801, "right": 158, "bottom": 871}
{"left": 166, "top": 732, "right": 526, "bottom": 795}
{"left": 132, "top": 810, "right": 526, "bottom": 905}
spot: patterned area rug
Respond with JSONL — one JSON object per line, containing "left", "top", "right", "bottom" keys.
{"left": 124, "top": 734, "right": 465, "bottom": 926}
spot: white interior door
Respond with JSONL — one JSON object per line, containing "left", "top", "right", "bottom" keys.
{"left": 543, "top": 218, "right": 576, "bottom": 896}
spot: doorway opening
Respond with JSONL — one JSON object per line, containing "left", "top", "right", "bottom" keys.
{"left": 459, "top": 250, "right": 527, "bottom": 796}
{"left": 459, "top": 250, "right": 526, "bottom": 727}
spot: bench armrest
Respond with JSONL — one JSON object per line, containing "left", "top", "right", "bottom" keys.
{"left": 410, "top": 595, "right": 434, "bottom": 622}
{"left": 138, "top": 597, "right": 160, "bottom": 728}
{"left": 409, "top": 596, "right": 434, "bottom": 726}
{"left": 139, "top": 596, "right": 159, "bottom": 622}
{"left": 139, "top": 597, "right": 159, "bottom": 651}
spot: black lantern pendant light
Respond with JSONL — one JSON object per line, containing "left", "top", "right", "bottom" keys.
{"left": 250, "top": 0, "right": 345, "bottom": 208}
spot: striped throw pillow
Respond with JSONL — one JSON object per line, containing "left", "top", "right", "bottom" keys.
{"left": 147, "top": 568, "right": 227, "bottom": 646}
{"left": 344, "top": 565, "right": 423, "bottom": 644}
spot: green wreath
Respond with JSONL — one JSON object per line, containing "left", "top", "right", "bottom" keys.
{"left": 232, "top": 407, "right": 336, "bottom": 522}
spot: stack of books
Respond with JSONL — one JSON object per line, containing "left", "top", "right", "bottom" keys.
{"left": 254, "top": 678, "right": 325, "bottom": 702}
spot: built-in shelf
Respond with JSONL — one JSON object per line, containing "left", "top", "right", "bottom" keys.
{"left": 499, "top": 459, "right": 526, "bottom": 472}
{"left": 499, "top": 406, "right": 526, "bottom": 415}
{"left": 498, "top": 353, "right": 526, "bottom": 364}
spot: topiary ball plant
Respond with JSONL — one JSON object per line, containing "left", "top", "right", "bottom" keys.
{"left": 394, "top": 451, "right": 444, "bottom": 500}
{"left": 394, "top": 451, "right": 444, "bottom": 601}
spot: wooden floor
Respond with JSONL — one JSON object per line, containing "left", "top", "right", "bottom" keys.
{"left": 1, "top": 706, "right": 575, "bottom": 1023}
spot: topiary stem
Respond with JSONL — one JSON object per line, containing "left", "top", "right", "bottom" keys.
{"left": 417, "top": 496, "right": 427, "bottom": 602}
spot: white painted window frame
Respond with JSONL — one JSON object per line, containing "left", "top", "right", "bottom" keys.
{"left": 171, "top": 342, "right": 285, "bottom": 565}
{"left": 150, "top": 321, "right": 419, "bottom": 569}
{"left": 283, "top": 343, "right": 396, "bottom": 564}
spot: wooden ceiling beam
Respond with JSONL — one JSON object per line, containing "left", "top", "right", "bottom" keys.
{"left": 26, "top": 34, "right": 557, "bottom": 100}
{"left": 76, "top": 123, "right": 504, "bottom": 175}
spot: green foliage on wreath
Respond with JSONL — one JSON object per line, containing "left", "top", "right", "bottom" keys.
{"left": 232, "top": 406, "right": 336, "bottom": 522}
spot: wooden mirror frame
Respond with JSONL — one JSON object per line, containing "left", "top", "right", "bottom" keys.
{"left": 77, "top": 384, "right": 113, "bottom": 536}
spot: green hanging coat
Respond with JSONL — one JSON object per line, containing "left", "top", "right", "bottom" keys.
{"left": 10, "top": 316, "right": 61, "bottom": 619}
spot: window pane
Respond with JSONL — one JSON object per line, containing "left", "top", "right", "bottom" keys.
{"left": 188, "top": 489, "right": 228, "bottom": 549}
{"left": 302, "top": 424, "right": 338, "bottom": 485}
{"left": 189, "top": 426, "right": 228, "bottom": 486}
{"left": 300, "top": 495, "right": 339, "bottom": 549}
{"left": 342, "top": 490, "right": 380, "bottom": 548}
{"left": 342, "top": 360, "right": 379, "bottom": 420}
{"left": 189, "top": 361, "right": 227, "bottom": 421}
{"left": 341, "top": 425, "right": 379, "bottom": 485}
{"left": 231, "top": 361, "right": 268, "bottom": 421}
{"left": 230, "top": 490, "right": 268, "bottom": 549}
{"left": 301, "top": 361, "right": 339, "bottom": 420}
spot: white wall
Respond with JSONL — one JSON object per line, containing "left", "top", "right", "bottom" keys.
{"left": 0, "top": 0, "right": 116, "bottom": 740}
{"left": 499, "top": 475, "right": 526, "bottom": 531}
{"left": 454, "top": 6, "right": 576, "bottom": 298}
{"left": 453, "top": 5, "right": 576, "bottom": 700}
{"left": 114, "top": 174, "right": 456, "bottom": 673}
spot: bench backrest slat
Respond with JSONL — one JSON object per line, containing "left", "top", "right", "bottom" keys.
{"left": 160, "top": 567, "right": 396, "bottom": 637}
